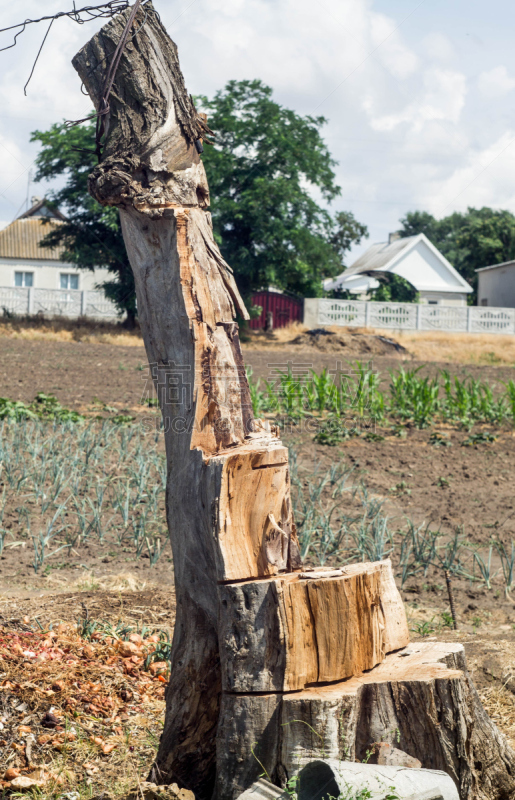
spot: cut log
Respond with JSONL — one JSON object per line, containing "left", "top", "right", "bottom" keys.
{"left": 218, "top": 560, "right": 408, "bottom": 693}
{"left": 216, "top": 642, "right": 515, "bottom": 800}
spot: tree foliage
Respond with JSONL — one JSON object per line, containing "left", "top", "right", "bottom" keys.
{"left": 198, "top": 80, "right": 367, "bottom": 301}
{"left": 369, "top": 273, "right": 419, "bottom": 303}
{"left": 398, "top": 207, "right": 515, "bottom": 300}
{"left": 31, "top": 121, "right": 136, "bottom": 325}
{"left": 31, "top": 79, "right": 367, "bottom": 320}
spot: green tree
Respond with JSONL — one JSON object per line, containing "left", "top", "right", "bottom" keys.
{"left": 31, "top": 80, "right": 367, "bottom": 321}
{"left": 197, "top": 80, "right": 367, "bottom": 301}
{"left": 31, "top": 121, "right": 136, "bottom": 326}
{"left": 369, "top": 273, "right": 419, "bottom": 303}
{"left": 398, "top": 207, "right": 515, "bottom": 300}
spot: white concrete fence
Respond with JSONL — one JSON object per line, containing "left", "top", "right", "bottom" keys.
{"left": 304, "top": 298, "right": 515, "bottom": 335}
{"left": 0, "top": 286, "right": 119, "bottom": 321}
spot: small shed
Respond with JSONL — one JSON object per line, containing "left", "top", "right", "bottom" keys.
{"left": 476, "top": 260, "right": 515, "bottom": 308}
{"left": 324, "top": 232, "right": 473, "bottom": 305}
{"left": 250, "top": 290, "right": 303, "bottom": 329}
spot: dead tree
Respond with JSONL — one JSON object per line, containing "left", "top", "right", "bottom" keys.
{"left": 73, "top": 5, "right": 515, "bottom": 799}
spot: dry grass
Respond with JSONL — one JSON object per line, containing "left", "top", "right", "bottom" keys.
{"left": 382, "top": 329, "right": 515, "bottom": 365}
{"left": 479, "top": 685, "right": 515, "bottom": 748}
{"left": 41, "top": 571, "right": 153, "bottom": 594}
{"left": 0, "top": 316, "right": 143, "bottom": 347}
{"left": 1, "top": 314, "right": 514, "bottom": 364}
{"left": 246, "top": 321, "right": 515, "bottom": 365}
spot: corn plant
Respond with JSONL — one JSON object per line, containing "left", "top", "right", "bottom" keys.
{"left": 503, "top": 380, "right": 515, "bottom": 427}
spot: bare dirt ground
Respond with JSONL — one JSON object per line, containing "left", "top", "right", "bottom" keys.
{"left": 1, "top": 335, "right": 514, "bottom": 408}
{"left": 1, "top": 328, "right": 515, "bottom": 760}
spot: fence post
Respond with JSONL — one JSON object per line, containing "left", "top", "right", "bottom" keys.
{"left": 81, "top": 290, "right": 86, "bottom": 316}
{"left": 365, "top": 302, "right": 371, "bottom": 328}
{"left": 27, "top": 287, "right": 33, "bottom": 315}
{"left": 303, "top": 298, "right": 320, "bottom": 328}
{"left": 467, "top": 306, "right": 472, "bottom": 333}
{"left": 416, "top": 304, "right": 422, "bottom": 330}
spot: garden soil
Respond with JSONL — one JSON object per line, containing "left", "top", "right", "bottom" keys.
{"left": 1, "top": 336, "right": 515, "bottom": 750}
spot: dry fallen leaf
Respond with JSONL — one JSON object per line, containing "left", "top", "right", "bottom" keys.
{"left": 18, "top": 725, "right": 32, "bottom": 734}
{"left": 89, "top": 735, "right": 105, "bottom": 747}
{"left": 3, "top": 768, "right": 21, "bottom": 781}
{"left": 37, "top": 734, "right": 53, "bottom": 745}
{"left": 10, "top": 775, "right": 45, "bottom": 789}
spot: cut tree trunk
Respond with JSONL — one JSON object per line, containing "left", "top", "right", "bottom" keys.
{"left": 73, "top": 6, "right": 515, "bottom": 800}
{"left": 73, "top": 5, "right": 301, "bottom": 797}
{"left": 218, "top": 560, "right": 409, "bottom": 693}
{"left": 217, "top": 642, "right": 515, "bottom": 800}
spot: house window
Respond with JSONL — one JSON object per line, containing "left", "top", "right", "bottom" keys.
{"left": 481, "top": 298, "right": 488, "bottom": 306}
{"left": 428, "top": 300, "right": 438, "bottom": 305}
{"left": 60, "top": 273, "right": 79, "bottom": 290}
{"left": 14, "top": 271, "right": 33, "bottom": 287}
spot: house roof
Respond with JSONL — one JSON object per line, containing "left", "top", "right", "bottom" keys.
{"left": 339, "top": 236, "right": 414, "bottom": 279}
{"left": 476, "top": 259, "right": 515, "bottom": 273}
{"left": 0, "top": 199, "right": 66, "bottom": 261}
{"left": 325, "top": 233, "right": 473, "bottom": 293}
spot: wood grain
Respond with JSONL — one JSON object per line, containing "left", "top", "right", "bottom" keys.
{"left": 218, "top": 560, "right": 408, "bottom": 693}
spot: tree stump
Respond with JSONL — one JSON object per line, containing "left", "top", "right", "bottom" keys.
{"left": 217, "top": 642, "right": 515, "bottom": 800}
{"left": 73, "top": 6, "right": 515, "bottom": 800}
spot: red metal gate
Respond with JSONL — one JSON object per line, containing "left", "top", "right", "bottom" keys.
{"left": 250, "top": 291, "right": 303, "bottom": 329}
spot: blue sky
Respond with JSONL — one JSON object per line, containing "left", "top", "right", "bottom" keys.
{"left": 1, "top": 0, "right": 515, "bottom": 264}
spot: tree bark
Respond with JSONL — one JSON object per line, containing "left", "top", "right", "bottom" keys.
{"left": 217, "top": 642, "right": 515, "bottom": 800}
{"left": 73, "top": 6, "right": 300, "bottom": 797}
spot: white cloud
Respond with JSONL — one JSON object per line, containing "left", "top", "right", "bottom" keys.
{"left": 363, "top": 68, "right": 467, "bottom": 132}
{"left": 0, "top": 0, "right": 514, "bottom": 248}
{"left": 369, "top": 13, "right": 419, "bottom": 79}
{"left": 422, "top": 33, "right": 454, "bottom": 62}
{"left": 478, "top": 66, "right": 515, "bottom": 99}
{"left": 421, "top": 130, "right": 515, "bottom": 215}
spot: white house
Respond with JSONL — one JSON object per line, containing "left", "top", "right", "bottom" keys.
{"left": 324, "top": 232, "right": 473, "bottom": 305}
{"left": 476, "top": 260, "right": 515, "bottom": 308}
{"left": 0, "top": 198, "right": 111, "bottom": 292}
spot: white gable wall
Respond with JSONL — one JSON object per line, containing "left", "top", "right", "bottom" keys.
{"left": 0, "top": 258, "right": 111, "bottom": 291}
{"left": 388, "top": 240, "right": 469, "bottom": 305}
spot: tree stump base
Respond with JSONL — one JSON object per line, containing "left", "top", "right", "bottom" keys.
{"left": 217, "top": 642, "right": 515, "bottom": 800}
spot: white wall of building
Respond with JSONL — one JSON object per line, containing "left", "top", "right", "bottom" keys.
{"left": 477, "top": 263, "right": 515, "bottom": 308}
{"left": 390, "top": 240, "right": 468, "bottom": 305}
{"left": 0, "top": 258, "right": 111, "bottom": 291}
